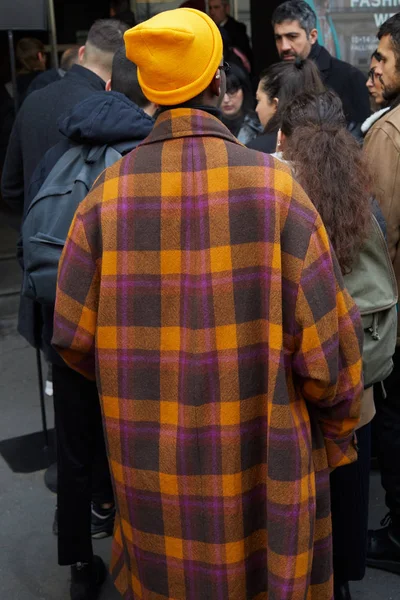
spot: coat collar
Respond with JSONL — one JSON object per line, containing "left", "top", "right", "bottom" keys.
{"left": 310, "top": 42, "right": 332, "bottom": 73}
{"left": 140, "top": 108, "right": 242, "bottom": 147}
{"left": 65, "top": 64, "right": 106, "bottom": 90}
{"left": 361, "top": 107, "right": 391, "bottom": 134}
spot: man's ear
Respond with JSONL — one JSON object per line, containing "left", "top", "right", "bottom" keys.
{"left": 150, "top": 102, "right": 158, "bottom": 117}
{"left": 225, "top": 3, "right": 231, "bottom": 16}
{"left": 210, "top": 69, "right": 221, "bottom": 98}
{"left": 105, "top": 79, "right": 112, "bottom": 92}
{"left": 78, "top": 46, "right": 86, "bottom": 64}
{"left": 309, "top": 28, "right": 318, "bottom": 46}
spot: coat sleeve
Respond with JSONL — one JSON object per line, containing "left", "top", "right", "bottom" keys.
{"left": 293, "top": 219, "right": 363, "bottom": 469}
{"left": 1, "top": 110, "right": 24, "bottom": 215}
{"left": 51, "top": 203, "right": 101, "bottom": 381}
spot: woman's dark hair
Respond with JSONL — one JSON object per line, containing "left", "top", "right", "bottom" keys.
{"left": 224, "top": 63, "right": 255, "bottom": 116}
{"left": 281, "top": 90, "right": 371, "bottom": 274}
{"left": 259, "top": 59, "right": 325, "bottom": 133}
{"left": 111, "top": 46, "right": 150, "bottom": 108}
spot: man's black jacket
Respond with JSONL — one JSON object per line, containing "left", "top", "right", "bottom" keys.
{"left": 310, "top": 42, "right": 370, "bottom": 128}
{"left": 1, "top": 64, "right": 105, "bottom": 221}
{"left": 221, "top": 15, "right": 253, "bottom": 66}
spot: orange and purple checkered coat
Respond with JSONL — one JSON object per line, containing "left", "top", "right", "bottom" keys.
{"left": 53, "top": 109, "right": 362, "bottom": 600}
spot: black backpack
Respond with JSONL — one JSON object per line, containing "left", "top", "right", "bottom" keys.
{"left": 21, "top": 142, "right": 133, "bottom": 305}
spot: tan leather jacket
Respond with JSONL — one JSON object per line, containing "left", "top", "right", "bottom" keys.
{"left": 364, "top": 103, "right": 400, "bottom": 343}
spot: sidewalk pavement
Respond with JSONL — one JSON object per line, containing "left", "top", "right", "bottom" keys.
{"left": 0, "top": 315, "right": 399, "bottom": 599}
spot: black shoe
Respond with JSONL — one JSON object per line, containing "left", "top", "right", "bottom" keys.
{"left": 91, "top": 503, "right": 115, "bottom": 539}
{"left": 366, "top": 514, "right": 400, "bottom": 574}
{"left": 334, "top": 581, "right": 351, "bottom": 600}
{"left": 53, "top": 507, "right": 58, "bottom": 536}
{"left": 70, "top": 555, "right": 106, "bottom": 600}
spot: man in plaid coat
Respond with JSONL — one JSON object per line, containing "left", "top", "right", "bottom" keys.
{"left": 52, "top": 8, "right": 363, "bottom": 600}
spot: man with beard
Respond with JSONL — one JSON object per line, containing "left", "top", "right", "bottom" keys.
{"left": 272, "top": 1, "right": 370, "bottom": 131}
{"left": 363, "top": 12, "right": 400, "bottom": 575}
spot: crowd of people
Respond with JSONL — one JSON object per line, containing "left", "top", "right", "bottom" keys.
{"left": 2, "top": 1, "right": 400, "bottom": 599}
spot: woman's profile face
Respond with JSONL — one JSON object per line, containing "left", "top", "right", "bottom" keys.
{"left": 221, "top": 79, "right": 244, "bottom": 118}
{"left": 255, "top": 80, "right": 278, "bottom": 129}
{"left": 366, "top": 56, "right": 385, "bottom": 108}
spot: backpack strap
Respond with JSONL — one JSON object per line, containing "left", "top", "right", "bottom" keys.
{"left": 84, "top": 145, "right": 108, "bottom": 164}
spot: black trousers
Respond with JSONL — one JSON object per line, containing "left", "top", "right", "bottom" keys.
{"left": 53, "top": 364, "right": 113, "bottom": 566}
{"left": 374, "top": 347, "right": 400, "bottom": 526}
{"left": 330, "top": 423, "right": 371, "bottom": 582}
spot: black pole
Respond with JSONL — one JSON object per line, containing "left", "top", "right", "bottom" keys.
{"left": 47, "top": 0, "right": 59, "bottom": 70}
{"left": 7, "top": 30, "right": 19, "bottom": 114}
{"left": 36, "top": 348, "right": 49, "bottom": 448}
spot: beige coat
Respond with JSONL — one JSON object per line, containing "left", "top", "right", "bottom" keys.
{"left": 364, "top": 104, "right": 400, "bottom": 342}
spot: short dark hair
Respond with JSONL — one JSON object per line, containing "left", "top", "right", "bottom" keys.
{"left": 272, "top": 1, "right": 317, "bottom": 37}
{"left": 111, "top": 46, "right": 150, "bottom": 108}
{"left": 259, "top": 59, "right": 325, "bottom": 133}
{"left": 378, "top": 12, "right": 400, "bottom": 68}
{"left": 225, "top": 63, "right": 255, "bottom": 116}
{"left": 60, "top": 46, "right": 80, "bottom": 71}
{"left": 86, "top": 19, "right": 127, "bottom": 54}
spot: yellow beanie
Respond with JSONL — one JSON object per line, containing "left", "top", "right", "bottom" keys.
{"left": 124, "top": 8, "right": 223, "bottom": 105}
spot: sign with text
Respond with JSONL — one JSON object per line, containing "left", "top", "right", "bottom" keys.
{"left": 306, "top": 0, "right": 398, "bottom": 71}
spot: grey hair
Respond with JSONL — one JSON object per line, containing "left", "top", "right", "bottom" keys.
{"left": 272, "top": 1, "right": 317, "bottom": 37}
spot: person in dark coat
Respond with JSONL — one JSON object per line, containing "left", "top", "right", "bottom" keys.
{"left": 209, "top": 0, "right": 253, "bottom": 67}
{"left": 272, "top": 1, "right": 370, "bottom": 131}
{"left": 0, "top": 86, "right": 14, "bottom": 172}
{"left": 2, "top": 19, "right": 127, "bottom": 221}
{"left": 110, "top": 0, "right": 136, "bottom": 27}
{"left": 25, "top": 46, "right": 80, "bottom": 98}
{"left": 1, "top": 23, "right": 127, "bottom": 600}
{"left": 21, "top": 47, "right": 156, "bottom": 600}
{"left": 14, "top": 38, "right": 47, "bottom": 106}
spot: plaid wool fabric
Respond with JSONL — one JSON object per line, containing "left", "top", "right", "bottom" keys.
{"left": 53, "top": 109, "right": 363, "bottom": 600}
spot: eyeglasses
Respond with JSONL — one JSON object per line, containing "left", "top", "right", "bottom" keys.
{"left": 367, "top": 68, "right": 376, "bottom": 81}
{"left": 219, "top": 61, "right": 231, "bottom": 73}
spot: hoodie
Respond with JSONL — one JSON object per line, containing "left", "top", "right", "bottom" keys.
{"left": 19, "top": 91, "right": 154, "bottom": 364}
{"left": 26, "top": 91, "right": 154, "bottom": 217}
{"left": 58, "top": 90, "right": 153, "bottom": 148}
